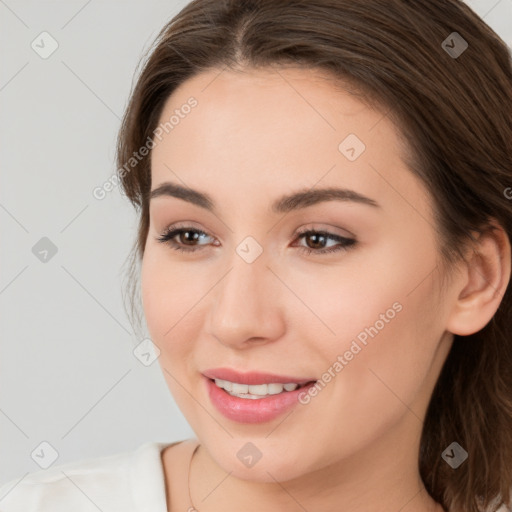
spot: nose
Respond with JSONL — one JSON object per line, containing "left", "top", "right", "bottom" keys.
{"left": 205, "top": 248, "right": 286, "bottom": 349}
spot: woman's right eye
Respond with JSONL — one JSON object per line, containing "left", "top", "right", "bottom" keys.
{"left": 155, "top": 227, "right": 214, "bottom": 253}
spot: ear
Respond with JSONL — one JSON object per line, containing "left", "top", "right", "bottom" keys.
{"left": 446, "top": 220, "right": 511, "bottom": 336}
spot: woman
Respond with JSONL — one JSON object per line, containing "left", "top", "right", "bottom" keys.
{"left": 1, "top": 0, "right": 512, "bottom": 511}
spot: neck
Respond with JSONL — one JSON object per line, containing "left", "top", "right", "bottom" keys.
{"left": 189, "top": 413, "right": 445, "bottom": 512}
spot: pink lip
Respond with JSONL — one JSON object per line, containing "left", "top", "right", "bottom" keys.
{"left": 202, "top": 367, "right": 316, "bottom": 385}
{"left": 202, "top": 368, "right": 317, "bottom": 424}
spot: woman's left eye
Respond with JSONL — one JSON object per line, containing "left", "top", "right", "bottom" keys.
{"left": 155, "top": 226, "right": 357, "bottom": 255}
{"left": 293, "top": 229, "right": 357, "bottom": 254}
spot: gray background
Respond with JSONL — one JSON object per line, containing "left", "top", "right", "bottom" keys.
{"left": 1, "top": 0, "right": 511, "bottom": 486}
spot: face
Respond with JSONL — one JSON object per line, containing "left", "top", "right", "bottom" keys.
{"left": 141, "top": 66, "right": 455, "bottom": 482}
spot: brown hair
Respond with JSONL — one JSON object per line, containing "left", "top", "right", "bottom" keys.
{"left": 115, "top": 1, "right": 512, "bottom": 510}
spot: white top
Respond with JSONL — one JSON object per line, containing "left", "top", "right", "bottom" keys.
{"left": 0, "top": 441, "right": 174, "bottom": 512}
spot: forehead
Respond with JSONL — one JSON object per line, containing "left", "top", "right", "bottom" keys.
{"left": 149, "top": 66, "right": 429, "bottom": 217}
{"left": 154, "top": 66, "right": 389, "bottom": 146}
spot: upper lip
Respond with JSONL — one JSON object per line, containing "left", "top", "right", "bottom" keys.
{"left": 202, "top": 368, "right": 317, "bottom": 385}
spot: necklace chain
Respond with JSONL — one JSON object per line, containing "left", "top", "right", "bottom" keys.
{"left": 188, "top": 443, "right": 200, "bottom": 511}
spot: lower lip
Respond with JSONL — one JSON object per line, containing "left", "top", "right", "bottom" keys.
{"left": 204, "top": 376, "right": 316, "bottom": 424}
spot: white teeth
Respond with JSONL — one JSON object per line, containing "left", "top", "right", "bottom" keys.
{"left": 248, "top": 384, "right": 268, "bottom": 395}
{"left": 222, "top": 379, "right": 233, "bottom": 392}
{"left": 267, "top": 383, "right": 284, "bottom": 395}
{"left": 231, "top": 382, "right": 249, "bottom": 394}
{"left": 213, "top": 379, "right": 301, "bottom": 398}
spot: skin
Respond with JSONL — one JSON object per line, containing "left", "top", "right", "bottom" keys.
{"left": 141, "top": 66, "right": 511, "bottom": 512}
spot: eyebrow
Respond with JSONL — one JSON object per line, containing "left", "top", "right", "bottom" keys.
{"left": 149, "top": 181, "right": 380, "bottom": 214}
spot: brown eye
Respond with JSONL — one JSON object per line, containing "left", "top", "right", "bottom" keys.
{"left": 156, "top": 227, "right": 213, "bottom": 252}
{"left": 295, "top": 230, "right": 356, "bottom": 255}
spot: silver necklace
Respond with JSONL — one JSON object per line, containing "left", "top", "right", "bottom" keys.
{"left": 188, "top": 443, "right": 201, "bottom": 511}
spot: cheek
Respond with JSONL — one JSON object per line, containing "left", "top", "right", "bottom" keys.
{"left": 140, "top": 253, "right": 168, "bottom": 340}
{"left": 140, "top": 247, "right": 222, "bottom": 424}
{"left": 302, "top": 240, "right": 443, "bottom": 419}
{"left": 140, "top": 248, "right": 210, "bottom": 343}
{"left": 141, "top": 253, "right": 201, "bottom": 403}
{"left": 317, "top": 269, "right": 442, "bottom": 434}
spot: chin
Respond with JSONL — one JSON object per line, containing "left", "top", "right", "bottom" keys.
{"left": 203, "top": 437, "right": 313, "bottom": 483}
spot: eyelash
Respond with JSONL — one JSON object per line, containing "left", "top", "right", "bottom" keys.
{"left": 155, "top": 225, "right": 357, "bottom": 255}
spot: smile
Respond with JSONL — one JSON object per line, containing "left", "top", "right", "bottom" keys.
{"left": 213, "top": 379, "right": 308, "bottom": 399}
{"left": 203, "top": 370, "right": 318, "bottom": 423}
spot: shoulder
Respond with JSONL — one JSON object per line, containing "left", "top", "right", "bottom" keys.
{"left": 0, "top": 441, "right": 170, "bottom": 512}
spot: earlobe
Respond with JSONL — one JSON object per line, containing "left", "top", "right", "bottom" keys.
{"left": 446, "top": 221, "right": 511, "bottom": 336}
